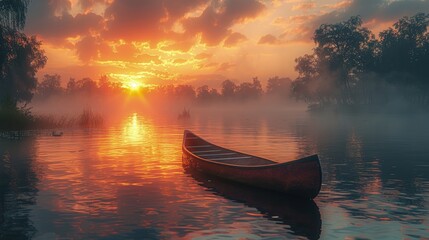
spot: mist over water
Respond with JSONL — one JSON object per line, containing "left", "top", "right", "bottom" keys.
{"left": 1, "top": 108, "right": 428, "bottom": 239}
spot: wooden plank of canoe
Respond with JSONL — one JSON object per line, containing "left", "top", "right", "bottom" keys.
{"left": 210, "top": 156, "right": 252, "bottom": 161}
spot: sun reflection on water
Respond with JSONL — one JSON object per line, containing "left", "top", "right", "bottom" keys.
{"left": 123, "top": 113, "right": 146, "bottom": 144}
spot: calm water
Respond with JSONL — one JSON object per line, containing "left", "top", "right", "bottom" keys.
{"left": 1, "top": 110, "right": 428, "bottom": 239}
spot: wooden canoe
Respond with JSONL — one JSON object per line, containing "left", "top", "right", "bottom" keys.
{"left": 182, "top": 130, "right": 322, "bottom": 199}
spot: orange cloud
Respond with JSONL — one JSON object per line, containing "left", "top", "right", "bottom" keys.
{"left": 217, "top": 62, "right": 236, "bottom": 71}
{"left": 183, "top": 0, "right": 265, "bottom": 45}
{"left": 292, "top": 2, "right": 316, "bottom": 11}
{"left": 223, "top": 32, "right": 247, "bottom": 47}
{"left": 258, "top": 34, "right": 282, "bottom": 45}
{"left": 195, "top": 53, "right": 212, "bottom": 59}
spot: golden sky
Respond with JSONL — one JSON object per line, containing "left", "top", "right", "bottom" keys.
{"left": 24, "top": 0, "right": 429, "bottom": 88}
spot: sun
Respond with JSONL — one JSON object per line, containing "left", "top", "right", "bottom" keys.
{"left": 126, "top": 81, "right": 141, "bottom": 91}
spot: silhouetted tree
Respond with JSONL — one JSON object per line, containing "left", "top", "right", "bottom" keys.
{"left": 0, "top": 0, "right": 46, "bottom": 110}
{"left": 293, "top": 13, "right": 429, "bottom": 110}
{"left": 378, "top": 13, "right": 429, "bottom": 79}
{"left": 98, "top": 75, "right": 122, "bottom": 94}
{"left": 66, "top": 78, "right": 76, "bottom": 93}
{"left": 196, "top": 85, "right": 220, "bottom": 103}
{"left": 174, "top": 85, "right": 195, "bottom": 101}
{"left": 293, "top": 16, "right": 377, "bottom": 108}
{"left": 0, "top": 0, "right": 30, "bottom": 30}
{"left": 266, "top": 76, "right": 292, "bottom": 98}
{"left": 0, "top": 29, "right": 47, "bottom": 108}
{"left": 314, "top": 16, "right": 375, "bottom": 104}
{"left": 236, "top": 77, "right": 263, "bottom": 100}
{"left": 37, "top": 74, "right": 63, "bottom": 98}
{"left": 75, "top": 78, "right": 97, "bottom": 94}
{"left": 221, "top": 79, "right": 237, "bottom": 99}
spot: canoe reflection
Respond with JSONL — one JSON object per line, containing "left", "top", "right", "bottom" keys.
{"left": 185, "top": 169, "right": 322, "bottom": 240}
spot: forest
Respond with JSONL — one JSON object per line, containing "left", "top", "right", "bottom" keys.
{"left": 292, "top": 13, "right": 429, "bottom": 112}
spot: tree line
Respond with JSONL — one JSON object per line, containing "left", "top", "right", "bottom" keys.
{"left": 292, "top": 13, "right": 429, "bottom": 111}
{"left": 34, "top": 74, "right": 293, "bottom": 103}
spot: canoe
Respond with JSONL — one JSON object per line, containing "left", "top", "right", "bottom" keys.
{"left": 182, "top": 130, "right": 322, "bottom": 199}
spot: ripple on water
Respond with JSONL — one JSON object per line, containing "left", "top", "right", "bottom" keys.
{"left": 1, "top": 113, "right": 429, "bottom": 239}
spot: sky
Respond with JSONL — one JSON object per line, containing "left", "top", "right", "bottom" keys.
{"left": 24, "top": 0, "right": 429, "bottom": 88}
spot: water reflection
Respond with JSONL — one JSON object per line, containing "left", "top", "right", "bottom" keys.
{"left": 0, "top": 112, "right": 428, "bottom": 239}
{"left": 185, "top": 169, "right": 322, "bottom": 240}
{"left": 0, "top": 138, "right": 39, "bottom": 239}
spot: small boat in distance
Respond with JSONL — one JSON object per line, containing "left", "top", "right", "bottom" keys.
{"left": 182, "top": 130, "right": 322, "bottom": 199}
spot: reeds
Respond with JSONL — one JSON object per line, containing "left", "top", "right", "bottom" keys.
{"left": 78, "top": 108, "right": 104, "bottom": 128}
{"left": 0, "top": 107, "right": 104, "bottom": 135}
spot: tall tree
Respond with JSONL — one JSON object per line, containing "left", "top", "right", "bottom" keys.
{"left": 293, "top": 16, "right": 376, "bottom": 106}
{"left": 0, "top": 29, "right": 46, "bottom": 107}
{"left": 0, "top": 0, "right": 30, "bottom": 30}
{"left": 0, "top": 0, "right": 46, "bottom": 109}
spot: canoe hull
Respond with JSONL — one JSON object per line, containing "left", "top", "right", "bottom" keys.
{"left": 182, "top": 148, "right": 322, "bottom": 199}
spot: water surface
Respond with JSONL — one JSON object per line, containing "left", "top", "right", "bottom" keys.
{"left": 1, "top": 111, "right": 428, "bottom": 239}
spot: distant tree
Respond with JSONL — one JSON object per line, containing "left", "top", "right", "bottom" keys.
{"left": 174, "top": 85, "right": 195, "bottom": 101}
{"left": 196, "top": 85, "right": 220, "bottom": 103}
{"left": 98, "top": 75, "right": 110, "bottom": 90}
{"left": 75, "top": 78, "right": 98, "bottom": 94}
{"left": 209, "top": 88, "right": 221, "bottom": 100}
{"left": 236, "top": 77, "right": 263, "bottom": 100}
{"left": 0, "top": 29, "right": 47, "bottom": 108}
{"left": 197, "top": 85, "right": 210, "bottom": 102}
{"left": 266, "top": 76, "right": 292, "bottom": 98}
{"left": 292, "top": 54, "right": 325, "bottom": 103}
{"left": 37, "top": 74, "right": 63, "bottom": 98}
{"left": 66, "top": 78, "right": 76, "bottom": 93}
{"left": 221, "top": 79, "right": 237, "bottom": 99}
{"left": 98, "top": 75, "right": 122, "bottom": 94}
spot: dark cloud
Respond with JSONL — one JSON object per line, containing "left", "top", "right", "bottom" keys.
{"left": 103, "top": 0, "right": 208, "bottom": 43}
{"left": 313, "top": 0, "right": 429, "bottom": 27}
{"left": 103, "top": 0, "right": 166, "bottom": 43}
{"left": 184, "top": 0, "right": 265, "bottom": 45}
{"left": 25, "top": 0, "right": 103, "bottom": 43}
{"left": 223, "top": 32, "right": 247, "bottom": 47}
{"left": 283, "top": 0, "right": 429, "bottom": 42}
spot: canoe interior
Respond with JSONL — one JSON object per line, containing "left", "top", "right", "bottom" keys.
{"left": 183, "top": 131, "right": 277, "bottom": 166}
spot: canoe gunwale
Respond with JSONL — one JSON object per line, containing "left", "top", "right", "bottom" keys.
{"left": 182, "top": 130, "right": 321, "bottom": 169}
{"left": 182, "top": 130, "right": 323, "bottom": 199}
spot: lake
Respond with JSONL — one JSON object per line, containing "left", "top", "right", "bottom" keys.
{"left": 1, "top": 109, "right": 428, "bottom": 239}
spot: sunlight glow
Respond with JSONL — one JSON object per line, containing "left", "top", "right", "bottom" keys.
{"left": 127, "top": 81, "right": 141, "bottom": 91}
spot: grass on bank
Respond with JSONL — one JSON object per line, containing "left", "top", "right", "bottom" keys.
{"left": 0, "top": 106, "right": 104, "bottom": 131}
